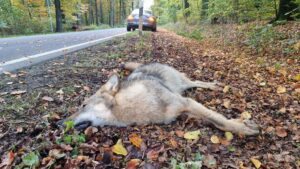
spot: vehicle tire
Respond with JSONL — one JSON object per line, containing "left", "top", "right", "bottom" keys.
{"left": 152, "top": 27, "right": 157, "bottom": 32}
{"left": 127, "top": 26, "right": 131, "bottom": 32}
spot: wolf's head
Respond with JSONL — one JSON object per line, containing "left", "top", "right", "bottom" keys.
{"left": 65, "top": 75, "right": 120, "bottom": 129}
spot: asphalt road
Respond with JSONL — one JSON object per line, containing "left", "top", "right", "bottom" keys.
{"left": 0, "top": 28, "right": 126, "bottom": 63}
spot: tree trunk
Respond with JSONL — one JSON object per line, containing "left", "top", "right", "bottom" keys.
{"left": 99, "top": 0, "right": 104, "bottom": 23}
{"left": 89, "top": 0, "right": 94, "bottom": 25}
{"left": 183, "top": 0, "right": 190, "bottom": 22}
{"left": 110, "top": 0, "right": 115, "bottom": 27}
{"left": 276, "top": 0, "right": 299, "bottom": 20}
{"left": 54, "top": 0, "right": 62, "bottom": 32}
{"left": 95, "top": 0, "right": 99, "bottom": 25}
{"left": 232, "top": 0, "right": 239, "bottom": 23}
{"left": 201, "top": 0, "right": 209, "bottom": 20}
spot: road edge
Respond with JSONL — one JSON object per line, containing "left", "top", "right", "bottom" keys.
{"left": 0, "top": 32, "right": 128, "bottom": 74}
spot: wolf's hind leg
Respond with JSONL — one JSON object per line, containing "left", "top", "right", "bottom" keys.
{"left": 183, "top": 98, "right": 259, "bottom": 135}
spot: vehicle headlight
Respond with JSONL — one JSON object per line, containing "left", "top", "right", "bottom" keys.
{"left": 148, "top": 17, "right": 155, "bottom": 22}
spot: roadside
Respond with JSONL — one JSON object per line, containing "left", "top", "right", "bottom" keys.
{"left": 0, "top": 27, "right": 299, "bottom": 168}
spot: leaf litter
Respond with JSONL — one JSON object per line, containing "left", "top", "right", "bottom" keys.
{"left": 0, "top": 27, "right": 299, "bottom": 168}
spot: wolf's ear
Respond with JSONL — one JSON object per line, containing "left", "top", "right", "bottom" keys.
{"left": 101, "top": 75, "right": 120, "bottom": 95}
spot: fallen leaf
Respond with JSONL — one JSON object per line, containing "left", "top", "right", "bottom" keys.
{"left": 203, "top": 154, "right": 217, "bottom": 168}
{"left": 126, "top": 159, "right": 140, "bottom": 169}
{"left": 83, "top": 86, "right": 91, "bottom": 91}
{"left": 225, "top": 132, "right": 233, "bottom": 141}
{"left": 276, "top": 86, "right": 286, "bottom": 94}
{"left": 147, "top": 150, "right": 159, "bottom": 161}
{"left": 293, "top": 74, "right": 300, "bottom": 81}
{"left": 241, "top": 111, "right": 251, "bottom": 120}
{"left": 77, "top": 155, "right": 89, "bottom": 161}
{"left": 11, "top": 90, "right": 26, "bottom": 95}
{"left": 84, "top": 126, "right": 98, "bottom": 137}
{"left": 129, "top": 133, "right": 143, "bottom": 148}
{"left": 112, "top": 139, "right": 128, "bottom": 156}
{"left": 250, "top": 158, "right": 261, "bottom": 168}
{"left": 275, "top": 126, "right": 287, "bottom": 138}
{"left": 0, "top": 151, "right": 15, "bottom": 167}
{"left": 210, "top": 135, "right": 220, "bottom": 144}
{"left": 175, "top": 130, "right": 185, "bottom": 137}
{"left": 223, "top": 99, "right": 231, "bottom": 109}
{"left": 169, "top": 138, "right": 178, "bottom": 148}
{"left": 42, "top": 96, "right": 54, "bottom": 102}
{"left": 239, "top": 161, "right": 249, "bottom": 169}
{"left": 56, "top": 89, "right": 64, "bottom": 95}
{"left": 16, "top": 127, "right": 23, "bottom": 133}
{"left": 49, "top": 149, "right": 66, "bottom": 159}
{"left": 184, "top": 130, "right": 201, "bottom": 140}
{"left": 223, "top": 85, "right": 230, "bottom": 93}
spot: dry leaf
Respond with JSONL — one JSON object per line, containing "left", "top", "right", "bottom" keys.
{"left": 129, "top": 133, "right": 143, "bottom": 148}
{"left": 275, "top": 126, "right": 287, "bottom": 138}
{"left": 210, "top": 135, "right": 220, "bottom": 144}
{"left": 225, "top": 132, "right": 233, "bottom": 141}
{"left": 223, "top": 99, "right": 231, "bottom": 109}
{"left": 169, "top": 138, "right": 178, "bottom": 148}
{"left": 241, "top": 111, "right": 252, "bottom": 120}
{"left": 250, "top": 158, "right": 261, "bottom": 168}
{"left": 175, "top": 130, "right": 185, "bottom": 137}
{"left": 42, "top": 96, "right": 54, "bottom": 102}
{"left": 112, "top": 139, "right": 128, "bottom": 156}
{"left": 276, "top": 86, "right": 286, "bottom": 94}
{"left": 83, "top": 86, "right": 91, "bottom": 91}
{"left": 126, "top": 159, "right": 140, "bottom": 169}
{"left": 147, "top": 150, "right": 159, "bottom": 161}
{"left": 11, "top": 90, "right": 26, "bottom": 95}
{"left": 223, "top": 85, "right": 230, "bottom": 93}
{"left": 184, "top": 130, "right": 201, "bottom": 140}
{"left": 84, "top": 126, "right": 98, "bottom": 137}
{"left": 293, "top": 74, "right": 300, "bottom": 81}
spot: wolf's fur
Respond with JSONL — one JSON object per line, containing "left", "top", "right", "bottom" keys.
{"left": 68, "top": 62, "right": 259, "bottom": 135}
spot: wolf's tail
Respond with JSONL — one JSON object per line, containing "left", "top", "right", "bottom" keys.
{"left": 120, "top": 62, "right": 143, "bottom": 71}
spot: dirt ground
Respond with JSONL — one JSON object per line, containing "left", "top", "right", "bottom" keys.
{"left": 0, "top": 29, "right": 299, "bottom": 169}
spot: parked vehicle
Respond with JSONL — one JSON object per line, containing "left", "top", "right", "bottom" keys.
{"left": 126, "top": 9, "right": 157, "bottom": 32}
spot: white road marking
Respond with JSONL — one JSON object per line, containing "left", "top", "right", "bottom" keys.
{"left": 0, "top": 32, "right": 127, "bottom": 72}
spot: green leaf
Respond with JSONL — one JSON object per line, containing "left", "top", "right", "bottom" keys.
{"left": 227, "top": 146, "right": 236, "bottom": 152}
{"left": 64, "top": 120, "right": 75, "bottom": 132}
{"left": 195, "top": 152, "right": 204, "bottom": 161}
{"left": 63, "top": 135, "right": 72, "bottom": 144}
{"left": 71, "top": 146, "right": 79, "bottom": 157}
{"left": 73, "top": 134, "right": 86, "bottom": 143}
{"left": 22, "top": 152, "right": 39, "bottom": 167}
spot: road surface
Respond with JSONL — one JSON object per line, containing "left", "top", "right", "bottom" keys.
{"left": 0, "top": 28, "right": 126, "bottom": 63}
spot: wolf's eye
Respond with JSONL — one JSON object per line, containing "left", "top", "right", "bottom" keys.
{"left": 82, "top": 104, "right": 87, "bottom": 108}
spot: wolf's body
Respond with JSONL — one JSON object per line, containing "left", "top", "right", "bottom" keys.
{"left": 68, "top": 63, "right": 259, "bottom": 135}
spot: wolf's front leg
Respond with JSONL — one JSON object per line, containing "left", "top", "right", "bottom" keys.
{"left": 185, "top": 98, "right": 259, "bottom": 135}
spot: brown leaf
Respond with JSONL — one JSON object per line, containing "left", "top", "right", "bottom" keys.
{"left": 169, "top": 137, "right": 178, "bottom": 148}
{"left": 175, "top": 130, "right": 184, "bottom": 137}
{"left": 11, "top": 90, "right": 26, "bottom": 95}
{"left": 276, "top": 86, "right": 286, "bottom": 94}
{"left": 275, "top": 126, "right": 287, "bottom": 138}
{"left": 126, "top": 159, "right": 140, "bottom": 169}
{"left": 42, "top": 96, "right": 54, "bottom": 102}
{"left": 84, "top": 126, "right": 98, "bottom": 137}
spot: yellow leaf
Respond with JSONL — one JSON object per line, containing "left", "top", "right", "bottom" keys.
{"left": 293, "top": 40, "right": 300, "bottom": 51}
{"left": 129, "top": 133, "right": 143, "bottom": 148}
{"left": 210, "top": 135, "right": 220, "bottom": 144}
{"left": 293, "top": 74, "right": 300, "bottom": 81}
{"left": 277, "top": 86, "right": 286, "bottom": 94}
{"left": 225, "top": 132, "right": 233, "bottom": 141}
{"left": 223, "top": 85, "right": 230, "bottom": 93}
{"left": 184, "top": 130, "right": 201, "bottom": 140}
{"left": 112, "top": 139, "right": 128, "bottom": 156}
{"left": 241, "top": 111, "right": 252, "bottom": 120}
{"left": 250, "top": 158, "right": 261, "bottom": 169}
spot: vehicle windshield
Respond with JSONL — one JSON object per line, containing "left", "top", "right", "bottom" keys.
{"left": 131, "top": 9, "right": 152, "bottom": 15}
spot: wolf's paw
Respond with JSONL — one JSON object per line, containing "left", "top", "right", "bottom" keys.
{"left": 229, "top": 119, "right": 260, "bottom": 136}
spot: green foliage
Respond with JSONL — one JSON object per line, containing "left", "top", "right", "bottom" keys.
{"left": 245, "top": 25, "right": 281, "bottom": 53}
{"left": 22, "top": 152, "right": 39, "bottom": 167}
{"left": 64, "top": 120, "right": 75, "bottom": 132}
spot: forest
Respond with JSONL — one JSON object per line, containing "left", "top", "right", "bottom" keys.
{"left": 0, "top": 0, "right": 139, "bottom": 35}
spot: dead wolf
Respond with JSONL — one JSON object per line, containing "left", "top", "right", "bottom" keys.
{"left": 66, "top": 62, "right": 259, "bottom": 135}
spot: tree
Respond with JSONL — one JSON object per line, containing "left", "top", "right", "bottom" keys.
{"left": 109, "top": 0, "right": 115, "bottom": 27}
{"left": 201, "top": 0, "right": 209, "bottom": 20}
{"left": 276, "top": 0, "right": 300, "bottom": 20}
{"left": 95, "top": 0, "right": 99, "bottom": 25}
{"left": 54, "top": 0, "right": 62, "bottom": 32}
